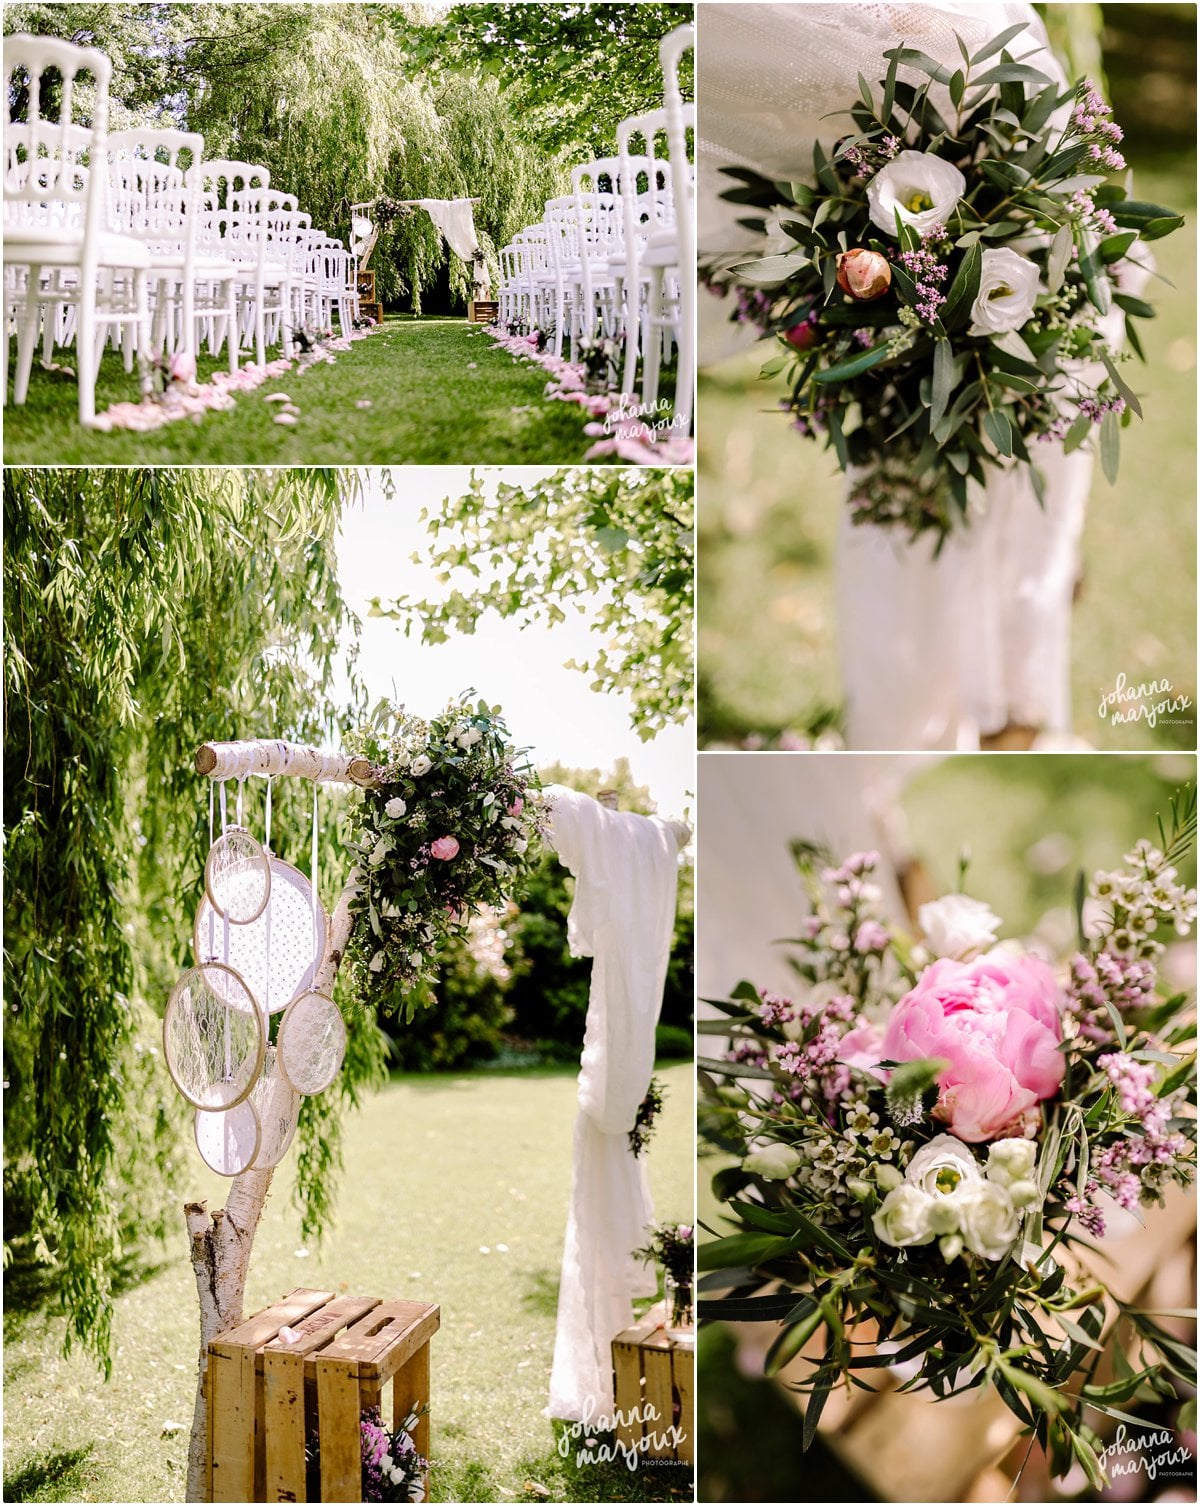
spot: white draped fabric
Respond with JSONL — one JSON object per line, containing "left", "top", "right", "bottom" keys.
{"left": 416, "top": 198, "right": 491, "bottom": 294}
{"left": 544, "top": 786, "right": 681, "bottom": 1423}
{"left": 697, "top": 3, "right": 1100, "bottom": 747}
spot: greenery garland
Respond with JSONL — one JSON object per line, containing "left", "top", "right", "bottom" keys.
{"left": 346, "top": 695, "right": 547, "bottom": 1020}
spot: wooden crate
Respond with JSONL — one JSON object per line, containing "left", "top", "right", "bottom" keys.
{"left": 468, "top": 300, "right": 498, "bottom": 324}
{"left": 612, "top": 1301, "right": 694, "bottom": 1465}
{"left": 359, "top": 301, "right": 384, "bottom": 326}
{"left": 207, "top": 1287, "right": 440, "bottom": 1504}
{"left": 356, "top": 270, "right": 376, "bottom": 301}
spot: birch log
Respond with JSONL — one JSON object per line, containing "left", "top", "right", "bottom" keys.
{"left": 195, "top": 738, "right": 380, "bottom": 787}
{"left": 183, "top": 880, "right": 358, "bottom": 1501}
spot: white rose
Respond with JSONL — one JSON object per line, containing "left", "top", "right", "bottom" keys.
{"left": 969, "top": 247, "right": 1040, "bottom": 336}
{"left": 867, "top": 150, "right": 966, "bottom": 238}
{"left": 918, "top": 894, "right": 1001, "bottom": 959}
{"left": 385, "top": 797, "right": 407, "bottom": 819}
{"left": 905, "top": 1134, "right": 984, "bottom": 1198}
{"left": 957, "top": 1182, "right": 1021, "bottom": 1260}
{"left": 986, "top": 1137, "right": 1038, "bottom": 1189}
{"left": 872, "top": 1185, "right": 934, "bottom": 1248}
{"left": 743, "top": 1142, "right": 801, "bottom": 1180}
{"left": 410, "top": 755, "right": 432, "bottom": 777}
{"left": 368, "top": 951, "right": 386, "bottom": 973}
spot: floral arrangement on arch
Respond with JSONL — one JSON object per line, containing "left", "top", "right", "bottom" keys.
{"left": 346, "top": 694, "right": 546, "bottom": 1018}
{"left": 704, "top": 24, "right": 1184, "bottom": 540}
{"left": 698, "top": 796, "right": 1197, "bottom": 1488}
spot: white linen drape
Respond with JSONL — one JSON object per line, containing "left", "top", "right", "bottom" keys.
{"left": 415, "top": 198, "right": 491, "bottom": 294}
{"left": 544, "top": 786, "right": 681, "bottom": 1423}
{"left": 697, "top": 3, "right": 1099, "bottom": 746}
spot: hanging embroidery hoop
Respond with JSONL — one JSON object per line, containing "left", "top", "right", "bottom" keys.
{"left": 164, "top": 962, "right": 266, "bottom": 1110}
{"left": 194, "top": 1097, "right": 262, "bottom": 1177}
{"left": 277, "top": 990, "right": 347, "bottom": 1096}
{"left": 204, "top": 826, "right": 272, "bottom": 924}
{"left": 193, "top": 857, "right": 327, "bottom": 1015}
{"left": 246, "top": 1044, "right": 302, "bottom": 1170}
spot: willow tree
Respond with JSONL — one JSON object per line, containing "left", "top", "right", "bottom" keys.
{"left": 3, "top": 468, "right": 387, "bottom": 1377}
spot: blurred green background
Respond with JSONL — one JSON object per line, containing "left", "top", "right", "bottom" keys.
{"left": 697, "top": 3, "right": 1197, "bottom": 750}
{"left": 698, "top": 748, "right": 1196, "bottom": 1503}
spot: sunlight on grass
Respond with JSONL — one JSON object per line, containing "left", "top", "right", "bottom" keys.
{"left": 3, "top": 318, "right": 613, "bottom": 467}
{"left": 2, "top": 1063, "right": 692, "bottom": 1504}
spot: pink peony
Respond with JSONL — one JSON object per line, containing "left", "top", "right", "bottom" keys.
{"left": 881, "top": 953, "right": 1065, "bottom": 1142}
{"left": 838, "top": 1019, "right": 886, "bottom": 1079}
{"left": 430, "top": 835, "right": 460, "bottom": 860}
{"left": 508, "top": 797, "right": 523, "bottom": 816}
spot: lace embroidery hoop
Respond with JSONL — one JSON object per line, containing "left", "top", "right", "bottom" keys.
{"left": 277, "top": 990, "right": 347, "bottom": 1096}
{"left": 247, "top": 1044, "right": 302, "bottom": 1169}
{"left": 164, "top": 962, "right": 266, "bottom": 1110}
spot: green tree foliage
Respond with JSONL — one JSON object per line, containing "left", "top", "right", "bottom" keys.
{"left": 3, "top": 3, "right": 685, "bottom": 309}
{"left": 2, "top": 468, "right": 387, "bottom": 1374}
{"left": 388, "top": 759, "right": 694, "bottom": 1070}
{"left": 426, "top": 3, "right": 694, "bottom": 156}
{"left": 373, "top": 468, "right": 695, "bottom": 739}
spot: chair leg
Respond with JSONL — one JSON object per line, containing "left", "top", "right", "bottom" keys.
{"left": 135, "top": 270, "right": 152, "bottom": 393}
{"left": 13, "top": 271, "right": 42, "bottom": 406}
{"left": 77, "top": 273, "right": 98, "bottom": 426}
{"left": 642, "top": 271, "right": 663, "bottom": 414}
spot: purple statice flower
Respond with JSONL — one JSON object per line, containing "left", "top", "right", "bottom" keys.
{"left": 897, "top": 228, "right": 950, "bottom": 325}
{"left": 1065, "top": 951, "right": 1154, "bottom": 1040}
{"left": 1067, "top": 189, "right": 1118, "bottom": 237}
{"left": 758, "top": 991, "right": 796, "bottom": 1029}
{"left": 853, "top": 327, "right": 874, "bottom": 348}
{"left": 1078, "top": 394, "right": 1127, "bottom": 423}
{"left": 735, "top": 286, "right": 775, "bottom": 329}
{"left": 1065, "top": 1182, "right": 1106, "bottom": 1237}
{"left": 1070, "top": 80, "right": 1127, "bottom": 171}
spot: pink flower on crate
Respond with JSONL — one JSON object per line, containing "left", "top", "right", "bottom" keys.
{"left": 430, "top": 836, "right": 460, "bottom": 860}
{"left": 881, "top": 953, "right": 1065, "bottom": 1141}
{"left": 168, "top": 349, "right": 197, "bottom": 384}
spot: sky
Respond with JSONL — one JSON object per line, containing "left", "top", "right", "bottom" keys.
{"left": 331, "top": 467, "right": 694, "bottom": 819}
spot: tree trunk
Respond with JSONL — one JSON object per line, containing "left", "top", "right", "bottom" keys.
{"left": 184, "top": 881, "right": 358, "bottom": 1502}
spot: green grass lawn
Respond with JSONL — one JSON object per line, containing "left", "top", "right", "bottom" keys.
{"left": 697, "top": 164, "right": 1197, "bottom": 750}
{"left": 3, "top": 1062, "right": 693, "bottom": 1504}
{"left": 3, "top": 317, "right": 613, "bottom": 466}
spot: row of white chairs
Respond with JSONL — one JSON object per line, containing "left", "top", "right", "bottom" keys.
{"left": 498, "top": 23, "right": 694, "bottom": 432}
{"left": 4, "top": 32, "right": 361, "bottom": 426}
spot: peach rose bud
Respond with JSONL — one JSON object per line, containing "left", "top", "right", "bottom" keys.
{"left": 836, "top": 248, "right": 892, "bottom": 301}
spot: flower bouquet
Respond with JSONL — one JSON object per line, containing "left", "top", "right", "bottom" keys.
{"left": 637, "top": 1222, "right": 696, "bottom": 1334}
{"left": 698, "top": 798, "right": 1197, "bottom": 1488}
{"left": 706, "top": 25, "right": 1184, "bottom": 539}
{"left": 306, "top": 1405, "right": 427, "bottom": 1502}
{"left": 347, "top": 693, "right": 547, "bottom": 1018}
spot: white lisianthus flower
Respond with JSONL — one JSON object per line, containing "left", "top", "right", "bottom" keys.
{"left": 368, "top": 836, "right": 391, "bottom": 866}
{"left": 743, "top": 1142, "right": 802, "bottom": 1180}
{"left": 956, "top": 1182, "right": 1021, "bottom": 1259}
{"left": 986, "top": 1137, "right": 1038, "bottom": 1189}
{"left": 872, "top": 1184, "right": 935, "bottom": 1247}
{"left": 905, "top": 1134, "right": 984, "bottom": 1198}
{"left": 368, "top": 951, "right": 386, "bottom": 973}
{"left": 410, "top": 754, "right": 433, "bottom": 777}
{"left": 969, "top": 247, "right": 1040, "bottom": 336}
{"left": 918, "top": 894, "right": 1001, "bottom": 960}
{"left": 867, "top": 150, "right": 966, "bottom": 237}
{"left": 385, "top": 796, "right": 407, "bottom": 819}
{"left": 511, "top": 837, "right": 528, "bottom": 855}
{"left": 458, "top": 727, "right": 482, "bottom": 748}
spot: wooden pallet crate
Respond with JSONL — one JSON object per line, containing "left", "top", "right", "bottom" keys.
{"left": 468, "top": 300, "right": 498, "bottom": 325}
{"left": 612, "top": 1301, "right": 694, "bottom": 1465}
{"left": 359, "top": 301, "right": 384, "bottom": 326}
{"left": 356, "top": 270, "right": 376, "bottom": 301}
{"left": 207, "top": 1287, "right": 440, "bottom": 1503}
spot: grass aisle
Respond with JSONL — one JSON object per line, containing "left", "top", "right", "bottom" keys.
{"left": 3, "top": 1063, "right": 692, "bottom": 1504}
{"left": 3, "top": 318, "right": 611, "bottom": 466}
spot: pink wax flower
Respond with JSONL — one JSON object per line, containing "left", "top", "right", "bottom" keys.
{"left": 430, "top": 835, "right": 460, "bottom": 860}
{"left": 881, "top": 952, "right": 1065, "bottom": 1141}
{"left": 168, "top": 349, "right": 197, "bottom": 384}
